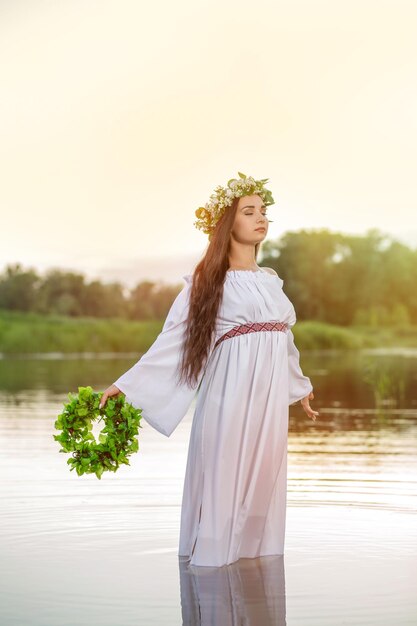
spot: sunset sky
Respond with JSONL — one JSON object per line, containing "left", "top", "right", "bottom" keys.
{"left": 1, "top": 0, "right": 416, "bottom": 286}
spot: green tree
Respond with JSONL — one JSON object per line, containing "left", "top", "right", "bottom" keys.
{"left": 0, "top": 263, "right": 40, "bottom": 312}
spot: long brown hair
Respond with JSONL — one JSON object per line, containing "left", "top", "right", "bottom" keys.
{"left": 177, "top": 196, "right": 261, "bottom": 388}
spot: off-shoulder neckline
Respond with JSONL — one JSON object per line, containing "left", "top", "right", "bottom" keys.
{"left": 225, "top": 269, "right": 281, "bottom": 282}
{"left": 226, "top": 268, "right": 270, "bottom": 274}
{"left": 183, "top": 268, "right": 282, "bottom": 283}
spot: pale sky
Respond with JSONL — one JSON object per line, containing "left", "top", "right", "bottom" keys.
{"left": 1, "top": 0, "right": 416, "bottom": 286}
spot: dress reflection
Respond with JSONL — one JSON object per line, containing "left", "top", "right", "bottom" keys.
{"left": 178, "top": 554, "right": 286, "bottom": 625}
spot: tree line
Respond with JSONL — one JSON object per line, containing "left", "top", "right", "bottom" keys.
{"left": 261, "top": 227, "right": 417, "bottom": 326}
{"left": 0, "top": 264, "right": 181, "bottom": 321}
{"left": 1, "top": 228, "right": 416, "bottom": 326}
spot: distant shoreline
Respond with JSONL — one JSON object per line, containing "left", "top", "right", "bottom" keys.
{"left": 1, "top": 309, "right": 417, "bottom": 354}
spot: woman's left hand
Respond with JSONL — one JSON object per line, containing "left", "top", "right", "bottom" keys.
{"left": 300, "top": 391, "right": 319, "bottom": 422}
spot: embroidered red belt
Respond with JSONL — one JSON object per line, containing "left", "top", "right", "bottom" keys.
{"left": 213, "top": 320, "right": 289, "bottom": 350}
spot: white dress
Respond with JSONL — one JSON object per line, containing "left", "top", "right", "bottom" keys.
{"left": 113, "top": 269, "right": 313, "bottom": 567}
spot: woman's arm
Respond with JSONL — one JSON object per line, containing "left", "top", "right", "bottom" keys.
{"left": 286, "top": 327, "right": 318, "bottom": 420}
{"left": 103, "top": 278, "right": 202, "bottom": 437}
{"left": 286, "top": 327, "right": 314, "bottom": 406}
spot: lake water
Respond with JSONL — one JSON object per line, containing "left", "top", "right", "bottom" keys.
{"left": 0, "top": 349, "right": 416, "bottom": 625}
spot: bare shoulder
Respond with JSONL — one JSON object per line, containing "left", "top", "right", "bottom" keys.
{"left": 260, "top": 267, "right": 278, "bottom": 276}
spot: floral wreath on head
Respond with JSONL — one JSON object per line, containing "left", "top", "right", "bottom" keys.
{"left": 194, "top": 171, "right": 275, "bottom": 239}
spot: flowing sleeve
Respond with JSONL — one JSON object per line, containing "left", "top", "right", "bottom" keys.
{"left": 112, "top": 275, "right": 202, "bottom": 437}
{"left": 286, "top": 324, "right": 314, "bottom": 406}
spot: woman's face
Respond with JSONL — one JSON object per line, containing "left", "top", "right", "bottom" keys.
{"left": 231, "top": 194, "right": 269, "bottom": 243}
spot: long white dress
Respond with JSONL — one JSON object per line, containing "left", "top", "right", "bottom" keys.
{"left": 113, "top": 269, "right": 313, "bottom": 567}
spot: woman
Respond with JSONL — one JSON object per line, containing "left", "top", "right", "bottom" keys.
{"left": 99, "top": 172, "right": 319, "bottom": 568}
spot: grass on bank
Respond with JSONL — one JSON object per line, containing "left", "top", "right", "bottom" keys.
{"left": 0, "top": 309, "right": 164, "bottom": 354}
{"left": 1, "top": 309, "right": 417, "bottom": 355}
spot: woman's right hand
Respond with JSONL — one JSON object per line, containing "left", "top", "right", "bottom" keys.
{"left": 99, "top": 384, "right": 122, "bottom": 409}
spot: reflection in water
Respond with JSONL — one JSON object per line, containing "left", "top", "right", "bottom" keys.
{"left": 0, "top": 350, "right": 416, "bottom": 625}
{"left": 179, "top": 554, "right": 286, "bottom": 626}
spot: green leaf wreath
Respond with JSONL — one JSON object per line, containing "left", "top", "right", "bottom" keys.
{"left": 53, "top": 385, "right": 142, "bottom": 479}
